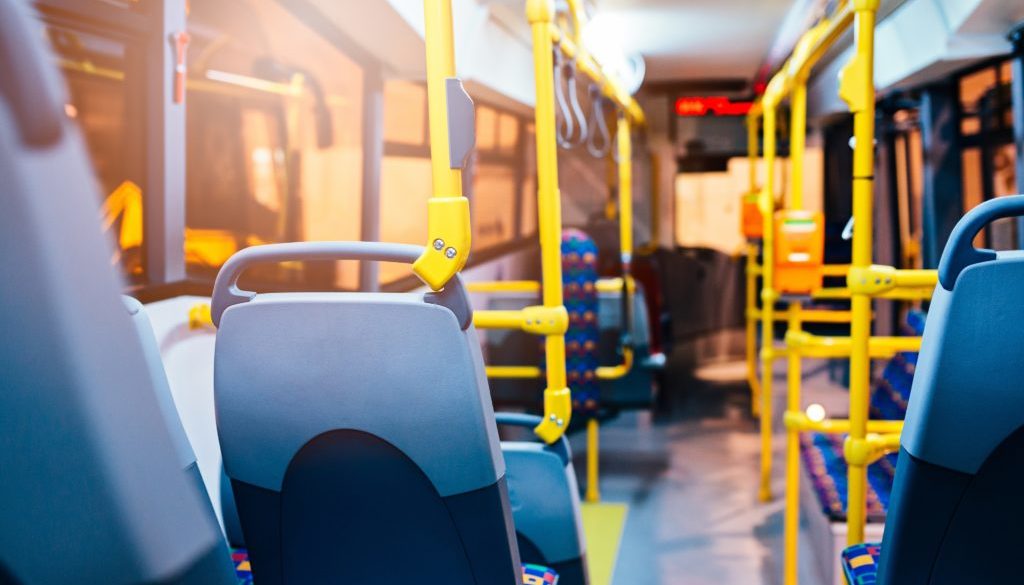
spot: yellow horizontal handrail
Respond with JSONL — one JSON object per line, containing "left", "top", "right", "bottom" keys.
{"left": 748, "top": 308, "right": 855, "bottom": 324}
{"left": 484, "top": 347, "right": 635, "bottom": 381}
{"left": 466, "top": 281, "right": 541, "bottom": 294}
{"left": 784, "top": 411, "right": 903, "bottom": 436}
{"left": 466, "top": 277, "right": 636, "bottom": 295}
{"left": 595, "top": 347, "right": 634, "bottom": 380}
{"left": 486, "top": 365, "right": 544, "bottom": 379}
{"left": 473, "top": 306, "right": 568, "bottom": 335}
{"left": 812, "top": 286, "right": 934, "bottom": 301}
{"left": 846, "top": 432, "right": 902, "bottom": 466}
{"left": 821, "top": 264, "right": 852, "bottom": 277}
{"left": 785, "top": 330, "right": 922, "bottom": 359}
{"left": 847, "top": 265, "right": 938, "bottom": 296}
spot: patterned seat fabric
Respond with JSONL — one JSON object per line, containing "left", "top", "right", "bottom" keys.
{"left": 558, "top": 229, "right": 600, "bottom": 418}
{"left": 800, "top": 311, "right": 924, "bottom": 522}
{"left": 842, "top": 542, "right": 881, "bottom": 584}
{"left": 799, "top": 433, "right": 897, "bottom": 522}
{"left": 231, "top": 549, "right": 560, "bottom": 584}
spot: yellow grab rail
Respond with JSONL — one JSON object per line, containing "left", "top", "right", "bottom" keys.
{"left": 757, "top": 76, "right": 782, "bottom": 503}
{"left": 486, "top": 365, "right": 545, "bottom": 379}
{"left": 466, "top": 280, "right": 542, "bottom": 294}
{"left": 526, "top": 0, "right": 572, "bottom": 444}
{"left": 414, "top": 0, "right": 472, "bottom": 291}
{"left": 785, "top": 331, "right": 922, "bottom": 359}
{"left": 844, "top": 0, "right": 882, "bottom": 547}
{"left": 846, "top": 432, "right": 902, "bottom": 467}
{"left": 812, "top": 286, "right": 934, "bottom": 301}
{"left": 745, "top": 244, "right": 762, "bottom": 416}
{"left": 748, "top": 308, "right": 855, "bottom": 324}
{"left": 466, "top": 276, "right": 635, "bottom": 295}
{"left": 547, "top": 25, "right": 645, "bottom": 126}
{"left": 784, "top": 411, "right": 904, "bottom": 436}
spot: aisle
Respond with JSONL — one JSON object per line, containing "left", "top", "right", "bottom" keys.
{"left": 570, "top": 359, "right": 830, "bottom": 585}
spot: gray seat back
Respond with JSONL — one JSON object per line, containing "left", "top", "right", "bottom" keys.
{"left": 880, "top": 195, "right": 1024, "bottom": 584}
{"left": 598, "top": 284, "right": 652, "bottom": 353}
{"left": 212, "top": 242, "right": 521, "bottom": 585}
{"left": 498, "top": 414, "right": 588, "bottom": 585}
{"left": 0, "top": 1, "right": 235, "bottom": 582}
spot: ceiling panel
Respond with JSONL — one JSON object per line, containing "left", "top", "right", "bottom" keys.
{"left": 592, "top": 0, "right": 796, "bottom": 81}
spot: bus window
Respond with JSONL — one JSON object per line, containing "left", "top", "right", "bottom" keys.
{"left": 185, "top": 0, "right": 364, "bottom": 291}
{"left": 379, "top": 156, "right": 431, "bottom": 284}
{"left": 519, "top": 123, "right": 538, "bottom": 237}
{"left": 384, "top": 81, "right": 427, "bottom": 146}
{"left": 473, "top": 163, "right": 518, "bottom": 250}
{"left": 958, "top": 59, "right": 1017, "bottom": 248}
{"left": 380, "top": 89, "right": 532, "bottom": 287}
{"left": 44, "top": 21, "right": 146, "bottom": 284}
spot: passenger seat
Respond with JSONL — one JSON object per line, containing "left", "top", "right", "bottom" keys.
{"left": 212, "top": 242, "right": 531, "bottom": 584}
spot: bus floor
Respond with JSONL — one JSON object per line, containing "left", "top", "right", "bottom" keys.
{"left": 569, "top": 355, "right": 846, "bottom": 585}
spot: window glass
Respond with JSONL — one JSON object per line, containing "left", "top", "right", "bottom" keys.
{"left": 520, "top": 123, "right": 538, "bottom": 236}
{"left": 959, "top": 68, "right": 996, "bottom": 136}
{"left": 379, "top": 156, "right": 431, "bottom": 284}
{"left": 961, "top": 148, "right": 985, "bottom": 246}
{"left": 477, "top": 106, "right": 498, "bottom": 151}
{"left": 379, "top": 93, "right": 529, "bottom": 286}
{"left": 1001, "top": 60, "right": 1015, "bottom": 129}
{"left": 473, "top": 164, "right": 518, "bottom": 249}
{"left": 990, "top": 144, "right": 1019, "bottom": 249}
{"left": 185, "top": 0, "right": 364, "bottom": 290}
{"left": 44, "top": 20, "right": 146, "bottom": 284}
{"left": 384, "top": 80, "right": 427, "bottom": 146}
{"left": 497, "top": 113, "right": 519, "bottom": 155}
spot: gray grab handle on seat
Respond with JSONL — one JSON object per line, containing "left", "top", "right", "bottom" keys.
{"left": 495, "top": 412, "right": 571, "bottom": 466}
{"left": 938, "top": 195, "right": 1024, "bottom": 290}
{"left": 210, "top": 241, "right": 470, "bottom": 328}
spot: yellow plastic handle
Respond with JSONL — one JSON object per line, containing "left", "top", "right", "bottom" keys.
{"left": 533, "top": 386, "right": 572, "bottom": 444}
{"left": 413, "top": 197, "right": 471, "bottom": 291}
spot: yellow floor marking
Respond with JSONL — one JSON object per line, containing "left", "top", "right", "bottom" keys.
{"left": 581, "top": 502, "right": 628, "bottom": 585}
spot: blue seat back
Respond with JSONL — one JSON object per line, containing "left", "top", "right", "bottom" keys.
{"left": 880, "top": 196, "right": 1024, "bottom": 584}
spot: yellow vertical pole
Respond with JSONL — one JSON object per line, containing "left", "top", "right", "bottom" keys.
{"left": 746, "top": 112, "right": 762, "bottom": 416}
{"left": 618, "top": 115, "right": 634, "bottom": 272}
{"left": 423, "top": 0, "right": 462, "bottom": 198}
{"left": 747, "top": 113, "right": 760, "bottom": 196}
{"left": 790, "top": 83, "right": 807, "bottom": 211}
{"left": 415, "top": 0, "right": 471, "bottom": 290}
{"left": 746, "top": 241, "right": 761, "bottom": 416}
{"left": 586, "top": 419, "right": 600, "bottom": 502}
{"left": 843, "top": 0, "right": 880, "bottom": 546}
{"left": 783, "top": 303, "right": 803, "bottom": 585}
{"left": 527, "top": 0, "right": 572, "bottom": 443}
{"left": 759, "top": 102, "right": 779, "bottom": 503}
{"left": 564, "top": 0, "right": 585, "bottom": 46}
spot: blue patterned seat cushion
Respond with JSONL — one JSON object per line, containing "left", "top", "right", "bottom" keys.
{"left": 232, "top": 549, "right": 560, "bottom": 584}
{"left": 557, "top": 228, "right": 600, "bottom": 417}
{"left": 842, "top": 542, "right": 881, "bottom": 584}
{"left": 799, "top": 432, "right": 897, "bottom": 522}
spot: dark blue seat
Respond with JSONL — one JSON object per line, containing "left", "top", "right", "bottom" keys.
{"left": 858, "top": 196, "right": 1024, "bottom": 584}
